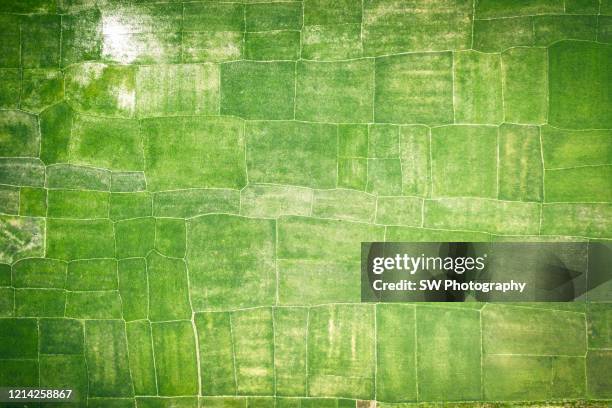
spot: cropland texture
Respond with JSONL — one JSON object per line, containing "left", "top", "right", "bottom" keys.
{"left": 0, "top": 0, "right": 610, "bottom": 407}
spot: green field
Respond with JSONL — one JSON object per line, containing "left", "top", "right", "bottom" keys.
{"left": 0, "top": 0, "right": 610, "bottom": 406}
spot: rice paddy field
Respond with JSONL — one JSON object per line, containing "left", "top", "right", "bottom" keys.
{"left": 0, "top": 0, "right": 610, "bottom": 406}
